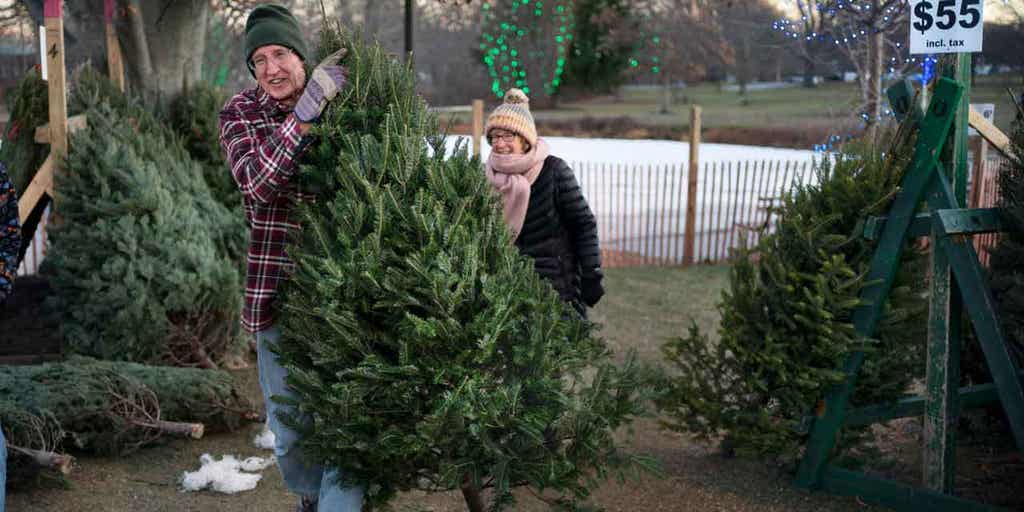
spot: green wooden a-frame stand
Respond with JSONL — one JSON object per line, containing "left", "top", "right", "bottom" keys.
{"left": 793, "top": 74, "right": 1024, "bottom": 511}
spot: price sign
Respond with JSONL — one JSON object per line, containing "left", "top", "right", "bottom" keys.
{"left": 910, "top": 0, "right": 984, "bottom": 54}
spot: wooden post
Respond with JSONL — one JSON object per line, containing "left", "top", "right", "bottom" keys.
{"left": 104, "top": 0, "right": 124, "bottom": 92}
{"left": 44, "top": 0, "right": 68, "bottom": 160}
{"left": 968, "top": 137, "right": 988, "bottom": 208}
{"left": 682, "top": 105, "right": 701, "bottom": 266}
{"left": 923, "top": 52, "right": 971, "bottom": 495}
{"left": 472, "top": 99, "right": 484, "bottom": 157}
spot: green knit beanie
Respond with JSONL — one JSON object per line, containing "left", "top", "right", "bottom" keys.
{"left": 244, "top": 4, "right": 308, "bottom": 75}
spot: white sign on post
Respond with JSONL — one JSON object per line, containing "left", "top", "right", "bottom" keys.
{"left": 38, "top": 25, "right": 46, "bottom": 80}
{"left": 909, "top": 0, "right": 984, "bottom": 54}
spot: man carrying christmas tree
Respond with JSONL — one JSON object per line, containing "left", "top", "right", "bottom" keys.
{"left": 218, "top": 5, "right": 360, "bottom": 511}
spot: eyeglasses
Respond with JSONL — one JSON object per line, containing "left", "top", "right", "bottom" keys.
{"left": 488, "top": 132, "right": 518, "bottom": 144}
{"left": 249, "top": 48, "right": 295, "bottom": 75}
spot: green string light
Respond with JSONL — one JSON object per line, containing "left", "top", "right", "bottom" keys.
{"left": 480, "top": 1, "right": 575, "bottom": 99}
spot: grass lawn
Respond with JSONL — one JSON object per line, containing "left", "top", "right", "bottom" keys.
{"left": 451, "top": 73, "right": 1022, "bottom": 135}
{"left": 590, "top": 264, "right": 729, "bottom": 367}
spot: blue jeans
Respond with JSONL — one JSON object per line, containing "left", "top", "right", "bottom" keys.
{"left": 256, "top": 326, "right": 363, "bottom": 510}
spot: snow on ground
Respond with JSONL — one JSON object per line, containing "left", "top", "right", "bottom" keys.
{"left": 446, "top": 136, "right": 823, "bottom": 263}
{"left": 445, "top": 136, "right": 817, "bottom": 166}
{"left": 180, "top": 453, "right": 276, "bottom": 494}
{"left": 253, "top": 423, "right": 276, "bottom": 450}
{"left": 19, "top": 138, "right": 822, "bottom": 275}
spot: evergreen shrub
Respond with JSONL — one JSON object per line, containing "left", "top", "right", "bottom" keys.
{"left": 659, "top": 133, "right": 927, "bottom": 460}
{"left": 979, "top": 120, "right": 1024, "bottom": 380}
{"left": 166, "top": 81, "right": 239, "bottom": 211}
{"left": 274, "top": 26, "right": 661, "bottom": 511}
{"left": 0, "top": 68, "right": 49, "bottom": 194}
{"left": 45, "top": 100, "right": 243, "bottom": 367}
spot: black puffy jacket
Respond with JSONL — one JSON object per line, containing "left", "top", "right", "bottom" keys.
{"left": 514, "top": 155, "right": 603, "bottom": 315}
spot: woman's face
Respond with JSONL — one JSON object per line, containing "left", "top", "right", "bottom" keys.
{"left": 488, "top": 129, "right": 527, "bottom": 155}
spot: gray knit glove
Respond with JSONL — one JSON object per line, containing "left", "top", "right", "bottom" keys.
{"left": 294, "top": 48, "right": 347, "bottom": 123}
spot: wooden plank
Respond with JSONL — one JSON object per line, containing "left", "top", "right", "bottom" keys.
{"left": 105, "top": 21, "right": 125, "bottom": 92}
{"left": 887, "top": 78, "right": 924, "bottom": 123}
{"left": 935, "top": 208, "right": 1004, "bottom": 235}
{"left": 17, "top": 154, "right": 55, "bottom": 224}
{"left": 645, "top": 164, "right": 654, "bottom": 264}
{"left": 45, "top": 12, "right": 68, "bottom": 160}
{"left": 969, "top": 107, "right": 1013, "bottom": 158}
{"left": 969, "top": 137, "right": 989, "bottom": 208}
{"left": 716, "top": 162, "right": 729, "bottom": 260}
{"left": 672, "top": 161, "right": 685, "bottom": 264}
{"left": 865, "top": 208, "right": 1004, "bottom": 239}
{"left": 841, "top": 371, "right": 1024, "bottom": 428}
{"left": 683, "top": 105, "right": 701, "bottom": 265}
{"left": 924, "top": 180, "right": 959, "bottom": 494}
{"left": 795, "top": 77, "right": 964, "bottom": 490}
{"left": 821, "top": 466, "right": 1010, "bottom": 512}
{"left": 938, "top": 215, "right": 1024, "bottom": 451}
{"left": 660, "top": 163, "right": 671, "bottom": 262}
{"left": 925, "top": 55, "right": 969, "bottom": 492}
{"left": 34, "top": 114, "right": 87, "bottom": 144}
{"left": 699, "top": 162, "right": 710, "bottom": 263}
{"left": 471, "top": 99, "right": 483, "bottom": 157}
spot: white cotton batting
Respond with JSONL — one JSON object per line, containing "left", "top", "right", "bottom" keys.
{"left": 253, "top": 423, "right": 276, "bottom": 450}
{"left": 180, "top": 453, "right": 276, "bottom": 494}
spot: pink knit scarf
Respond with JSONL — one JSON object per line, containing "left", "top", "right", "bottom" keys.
{"left": 485, "top": 138, "right": 550, "bottom": 241}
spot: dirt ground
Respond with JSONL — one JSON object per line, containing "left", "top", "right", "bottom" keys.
{"left": 4, "top": 367, "right": 885, "bottom": 512}
{"left": 4, "top": 267, "right": 1022, "bottom": 511}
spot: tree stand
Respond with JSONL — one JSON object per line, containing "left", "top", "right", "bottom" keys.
{"left": 794, "top": 70, "right": 1023, "bottom": 511}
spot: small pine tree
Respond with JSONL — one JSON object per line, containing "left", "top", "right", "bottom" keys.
{"left": 659, "top": 134, "right": 927, "bottom": 460}
{"left": 981, "top": 119, "right": 1024, "bottom": 380}
{"left": 45, "top": 100, "right": 243, "bottom": 367}
{"left": 166, "top": 81, "right": 240, "bottom": 211}
{"left": 0, "top": 68, "right": 49, "bottom": 195}
{"left": 274, "top": 26, "right": 660, "bottom": 511}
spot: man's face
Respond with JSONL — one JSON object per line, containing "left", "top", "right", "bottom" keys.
{"left": 251, "top": 44, "right": 306, "bottom": 102}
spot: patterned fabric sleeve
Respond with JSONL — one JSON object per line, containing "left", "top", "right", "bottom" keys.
{"left": 219, "top": 99, "right": 306, "bottom": 205}
{"left": 0, "top": 162, "right": 21, "bottom": 302}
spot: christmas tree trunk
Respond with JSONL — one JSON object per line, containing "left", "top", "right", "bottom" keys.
{"left": 0, "top": 356, "right": 257, "bottom": 456}
{"left": 273, "top": 25, "right": 659, "bottom": 511}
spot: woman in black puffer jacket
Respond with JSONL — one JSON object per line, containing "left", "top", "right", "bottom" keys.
{"left": 483, "top": 88, "right": 604, "bottom": 317}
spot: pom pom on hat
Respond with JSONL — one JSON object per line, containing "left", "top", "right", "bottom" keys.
{"left": 484, "top": 88, "right": 538, "bottom": 148}
{"left": 503, "top": 88, "right": 530, "bottom": 106}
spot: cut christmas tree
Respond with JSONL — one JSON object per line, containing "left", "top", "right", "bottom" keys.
{"left": 659, "top": 130, "right": 927, "bottom": 461}
{"left": 46, "top": 92, "right": 243, "bottom": 367}
{"left": 0, "top": 356, "right": 257, "bottom": 456}
{"left": 273, "top": 25, "right": 659, "bottom": 511}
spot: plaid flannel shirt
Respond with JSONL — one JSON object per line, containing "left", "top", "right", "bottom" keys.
{"left": 0, "top": 162, "right": 20, "bottom": 303}
{"left": 219, "top": 86, "right": 315, "bottom": 333}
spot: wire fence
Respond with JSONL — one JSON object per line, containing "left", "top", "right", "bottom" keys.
{"left": 971, "top": 154, "right": 1015, "bottom": 267}
{"left": 14, "top": 152, "right": 1015, "bottom": 275}
{"left": 573, "top": 159, "right": 815, "bottom": 267}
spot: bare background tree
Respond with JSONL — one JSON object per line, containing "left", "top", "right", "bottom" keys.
{"left": 775, "top": 0, "right": 912, "bottom": 135}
